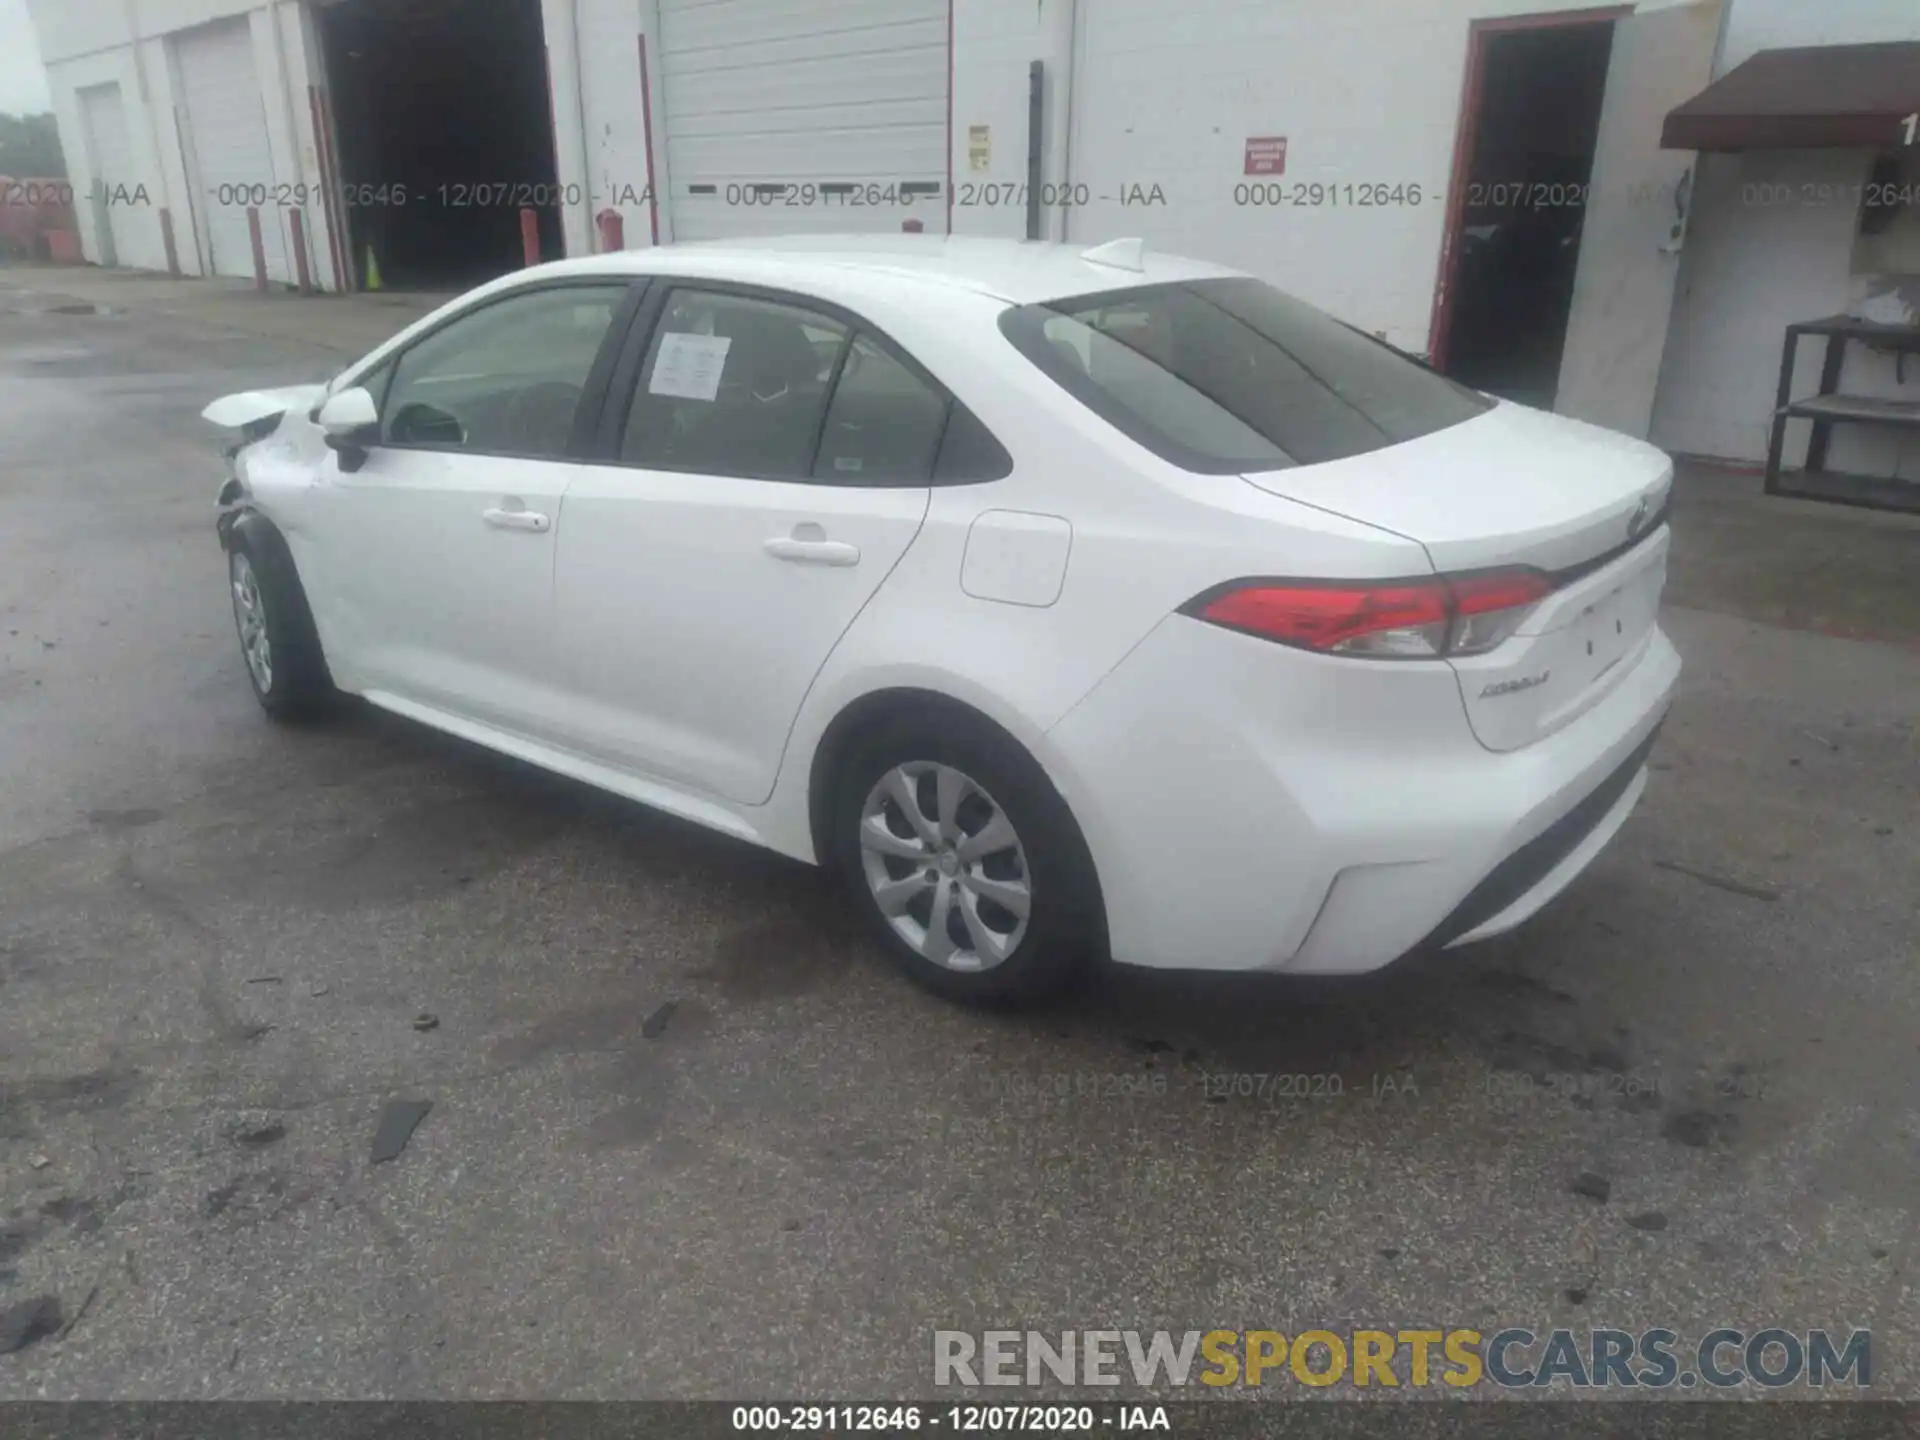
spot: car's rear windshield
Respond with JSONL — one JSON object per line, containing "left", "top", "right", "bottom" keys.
{"left": 998, "top": 277, "right": 1492, "bottom": 474}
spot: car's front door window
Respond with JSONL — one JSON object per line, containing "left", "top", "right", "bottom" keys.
{"left": 381, "top": 285, "right": 627, "bottom": 459}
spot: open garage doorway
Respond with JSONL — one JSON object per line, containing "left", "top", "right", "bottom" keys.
{"left": 1430, "top": 13, "right": 1620, "bottom": 407}
{"left": 316, "top": 0, "right": 562, "bottom": 292}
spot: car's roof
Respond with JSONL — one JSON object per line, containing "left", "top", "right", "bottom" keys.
{"left": 531, "top": 235, "right": 1248, "bottom": 307}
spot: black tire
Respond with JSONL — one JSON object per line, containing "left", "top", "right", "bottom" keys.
{"left": 831, "top": 711, "right": 1103, "bottom": 1006}
{"left": 226, "top": 520, "right": 335, "bottom": 722}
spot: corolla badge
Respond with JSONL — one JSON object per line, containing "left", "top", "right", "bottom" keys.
{"left": 1480, "top": 671, "right": 1551, "bottom": 699}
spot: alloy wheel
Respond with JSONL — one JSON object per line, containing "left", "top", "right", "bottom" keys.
{"left": 230, "top": 552, "right": 273, "bottom": 694}
{"left": 858, "top": 761, "right": 1032, "bottom": 972}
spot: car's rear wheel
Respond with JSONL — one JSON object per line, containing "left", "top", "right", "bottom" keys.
{"left": 227, "top": 528, "right": 333, "bottom": 721}
{"left": 832, "top": 716, "right": 1100, "bottom": 1005}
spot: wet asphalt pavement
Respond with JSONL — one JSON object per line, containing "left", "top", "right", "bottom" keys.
{"left": 0, "top": 276, "right": 1916, "bottom": 1401}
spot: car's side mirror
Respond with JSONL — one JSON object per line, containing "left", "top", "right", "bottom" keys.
{"left": 316, "top": 386, "right": 379, "bottom": 472}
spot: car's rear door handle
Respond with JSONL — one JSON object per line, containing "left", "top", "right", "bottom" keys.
{"left": 765, "top": 537, "right": 860, "bottom": 567}
{"left": 483, "top": 505, "right": 551, "bottom": 534}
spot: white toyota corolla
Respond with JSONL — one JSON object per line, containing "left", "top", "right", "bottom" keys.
{"left": 206, "top": 235, "right": 1678, "bottom": 1004}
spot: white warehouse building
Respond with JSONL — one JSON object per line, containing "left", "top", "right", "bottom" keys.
{"left": 24, "top": 0, "right": 1920, "bottom": 492}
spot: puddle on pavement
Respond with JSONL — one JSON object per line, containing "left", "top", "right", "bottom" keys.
{"left": 1, "top": 302, "right": 121, "bottom": 318}
{"left": 11, "top": 348, "right": 96, "bottom": 365}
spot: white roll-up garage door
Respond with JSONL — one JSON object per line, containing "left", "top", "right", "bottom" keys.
{"left": 174, "top": 18, "right": 288, "bottom": 281}
{"left": 77, "top": 83, "right": 144, "bottom": 270}
{"left": 657, "top": 0, "right": 949, "bottom": 242}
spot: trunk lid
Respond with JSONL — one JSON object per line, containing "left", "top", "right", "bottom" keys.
{"left": 1240, "top": 400, "right": 1674, "bottom": 751}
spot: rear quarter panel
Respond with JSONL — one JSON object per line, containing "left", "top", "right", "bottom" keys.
{"left": 756, "top": 280, "right": 1439, "bottom": 862}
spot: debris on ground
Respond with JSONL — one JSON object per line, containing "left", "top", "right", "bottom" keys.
{"left": 412, "top": 1013, "right": 439, "bottom": 1033}
{"left": 1627, "top": 1211, "right": 1669, "bottom": 1232}
{"left": 1662, "top": 1109, "right": 1735, "bottom": 1148}
{"left": 0, "top": 1295, "right": 63, "bottom": 1355}
{"left": 39, "top": 1197, "right": 100, "bottom": 1234}
{"left": 245, "top": 976, "right": 282, "bottom": 985}
{"left": 309, "top": 985, "right": 330, "bottom": 997}
{"left": 234, "top": 1121, "right": 286, "bottom": 1148}
{"left": 640, "top": 1001, "right": 678, "bottom": 1040}
{"left": 58, "top": 1284, "right": 97, "bottom": 1339}
{"left": 27, "top": 1156, "right": 50, "bottom": 1171}
{"left": 369, "top": 1100, "right": 432, "bottom": 1164}
{"left": 1653, "top": 860, "right": 1781, "bottom": 902}
{"left": 1570, "top": 1172, "right": 1611, "bottom": 1203}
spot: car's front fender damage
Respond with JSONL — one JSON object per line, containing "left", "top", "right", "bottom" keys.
{"left": 204, "top": 384, "right": 326, "bottom": 549}
{"left": 202, "top": 384, "right": 328, "bottom": 432}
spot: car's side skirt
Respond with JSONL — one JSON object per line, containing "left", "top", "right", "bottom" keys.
{"left": 359, "top": 689, "right": 781, "bottom": 856}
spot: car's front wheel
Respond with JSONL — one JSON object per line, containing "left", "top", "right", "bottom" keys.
{"left": 227, "top": 527, "right": 333, "bottom": 721}
{"left": 832, "top": 717, "right": 1101, "bottom": 1005}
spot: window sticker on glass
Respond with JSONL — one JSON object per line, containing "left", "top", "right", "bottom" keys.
{"left": 649, "top": 332, "right": 732, "bottom": 401}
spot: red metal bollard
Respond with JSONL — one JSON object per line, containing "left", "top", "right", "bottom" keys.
{"left": 901, "top": 219, "right": 924, "bottom": 233}
{"left": 596, "top": 208, "right": 625, "bottom": 253}
{"left": 520, "top": 207, "right": 541, "bottom": 268}
{"left": 247, "top": 206, "right": 268, "bottom": 290}
{"left": 289, "top": 209, "right": 314, "bottom": 295}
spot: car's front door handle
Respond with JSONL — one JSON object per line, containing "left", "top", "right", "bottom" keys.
{"left": 483, "top": 506, "right": 551, "bottom": 534}
{"left": 765, "top": 537, "right": 860, "bottom": 567}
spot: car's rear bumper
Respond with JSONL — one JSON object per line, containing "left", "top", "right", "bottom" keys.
{"left": 1425, "top": 717, "right": 1661, "bottom": 951}
{"left": 1043, "top": 614, "right": 1680, "bottom": 974}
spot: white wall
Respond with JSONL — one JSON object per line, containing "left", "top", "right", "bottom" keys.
{"left": 547, "top": 0, "right": 668, "bottom": 253}
{"left": 47, "top": 49, "right": 169, "bottom": 272}
{"left": 26, "top": 0, "right": 1920, "bottom": 467}
{"left": 31, "top": 0, "right": 346, "bottom": 288}
{"left": 960, "top": 0, "right": 1623, "bottom": 354}
{"left": 1718, "top": 0, "right": 1920, "bottom": 67}
{"left": 31, "top": 0, "right": 269, "bottom": 66}
{"left": 575, "top": 0, "right": 661, "bottom": 247}
{"left": 1650, "top": 150, "right": 1868, "bottom": 464}
{"left": 950, "top": 0, "right": 1071, "bottom": 243}
{"left": 1650, "top": 0, "right": 1920, "bottom": 472}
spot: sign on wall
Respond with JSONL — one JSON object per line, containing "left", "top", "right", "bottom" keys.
{"left": 1243, "top": 137, "right": 1288, "bottom": 176}
{"left": 969, "top": 125, "right": 991, "bottom": 172}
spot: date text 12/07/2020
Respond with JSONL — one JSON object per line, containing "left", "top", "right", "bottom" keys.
{"left": 975, "top": 1068, "right": 1700, "bottom": 1105}
{"left": 978, "top": 1071, "right": 1397, "bottom": 1102}
{"left": 688, "top": 182, "right": 1168, "bottom": 209}
{"left": 314, "top": 182, "right": 1170, "bottom": 210}
{"left": 333, "top": 183, "right": 598, "bottom": 209}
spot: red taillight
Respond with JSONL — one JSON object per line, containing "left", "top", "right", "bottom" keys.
{"left": 1197, "top": 582, "right": 1449, "bottom": 652}
{"left": 1189, "top": 568, "right": 1553, "bottom": 659}
{"left": 1445, "top": 569, "right": 1555, "bottom": 618}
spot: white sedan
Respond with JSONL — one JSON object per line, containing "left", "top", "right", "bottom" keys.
{"left": 205, "top": 235, "right": 1679, "bottom": 1004}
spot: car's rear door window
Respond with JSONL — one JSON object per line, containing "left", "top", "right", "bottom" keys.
{"left": 614, "top": 285, "right": 1014, "bottom": 487}
{"left": 811, "top": 333, "right": 951, "bottom": 484}
{"left": 1000, "top": 277, "right": 1491, "bottom": 474}
{"left": 622, "top": 289, "right": 846, "bottom": 480}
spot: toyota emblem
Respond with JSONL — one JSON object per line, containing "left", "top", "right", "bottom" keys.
{"left": 1627, "top": 495, "right": 1654, "bottom": 540}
